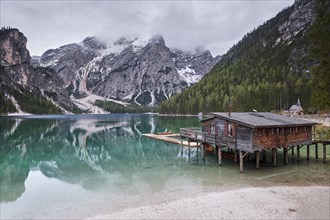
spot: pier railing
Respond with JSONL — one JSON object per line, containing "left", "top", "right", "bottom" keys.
{"left": 180, "top": 127, "right": 216, "bottom": 143}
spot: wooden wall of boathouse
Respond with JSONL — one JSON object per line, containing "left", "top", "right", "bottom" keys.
{"left": 201, "top": 117, "right": 254, "bottom": 152}
{"left": 252, "top": 126, "right": 313, "bottom": 150}
{"left": 201, "top": 117, "right": 314, "bottom": 153}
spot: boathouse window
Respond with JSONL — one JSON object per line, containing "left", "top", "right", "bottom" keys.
{"left": 225, "top": 122, "right": 235, "bottom": 137}
{"left": 228, "top": 123, "right": 233, "bottom": 136}
{"left": 211, "top": 126, "right": 215, "bottom": 134}
{"left": 217, "top": 124, "right": 225, "bottom": 136}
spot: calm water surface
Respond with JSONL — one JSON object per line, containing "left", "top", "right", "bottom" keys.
{"left": 0, "top": 114, "right": 329, "bottom": 219}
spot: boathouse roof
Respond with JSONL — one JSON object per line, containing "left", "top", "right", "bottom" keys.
{"left": 201, "top": 112, "right": 316, "bottom": 128}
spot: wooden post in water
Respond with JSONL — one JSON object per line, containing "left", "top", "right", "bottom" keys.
{"left": 262, "top": 150, "right": 266, "bottom": 162}
{"left": 292, "top": 146, "right": 294, "bottom": 156}
{"left": 291, "top": 147, "right": 295, "bottom": 161}
{"left": 234, "top": 150, "right": 238, "bottom": 163}
{"left": 181, "top": 138, "right": 183, "bottom": 157}
{"left": 188, "top": 140, "right": 191, "bottom": 162}
{"left": 284, "top": 147, "right": 288, "bottom": 165}
{"left": 256, "top": 151, "right": 260, "bottom": 169}
{"left": 240, "top": 150, "right": 244, "bottom": 173}
{"left": 272, "top": 148, "right": 277, "bottom": 167}
{"left": 307, "top": 144, "right": 310, "bottom": 161}
{"left": 323, "top": 143, "right": 326, "bottom": 163}
{"left": 218, "top": 145, "right": 222, "bottom": 166}
{"left": 315, "top": 143, "right": 318, "bottom": 159}
{"left": 297, "top": 145, "right": 301, "bottom": 162}
{"left": 196, "top": 142, "right": 199, "bottom": 164}
{"left": 202, "top": 143, "right": 205, "bottom": 161}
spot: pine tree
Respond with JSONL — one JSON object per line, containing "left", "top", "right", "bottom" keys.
{"left": 309, "top": 0, "right": 330, "bottom": 110}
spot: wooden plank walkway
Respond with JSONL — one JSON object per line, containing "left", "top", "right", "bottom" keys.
{"left": 142, "top": 133, "right": 198, "bottom": 147}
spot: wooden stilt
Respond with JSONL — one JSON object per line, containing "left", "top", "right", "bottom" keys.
{"left": 272, "top": 148, "right": 277, "bottom": 167}
{"left": 234, "top": 150, "right": 238, "bottom": 163}
{"left": 262, "top": 150, "right": 266, "bottom": 162}
{"left": 297, "top": 145, "right": 301, "bottom": 162}
{"left": 256, "top": 151, "right": 260, "bottom": 169}
{"left": 291, "top": 147, "right": 295, "bottom": 161}
{"left": 284, "top": 147, "right": 288, "bottom": 165}
{"left": 307, "top": 145, "right": 310, "bottom": 161}
{"left": 202, "top": 143, "right": 205, "bottom": 161}
{"left": 181, "top": 137, "right": 183, "bottom": 157}
{"left": 315, "top": 143, "right": 318, "bottom": 159}
{"left": 188, "top": 140, "right": 191, "bottom": 162}
{"left": 240, "top": 150, "right": 244, "bottom": 173}
{"left": 323, "top": 143, "right": 326, "bottom": 163}
{"left": 196, "top": 142, "right": 199, "bottom": 163}
{"left": 218, "top": 145, "right": 222, "bottom": 166}
{"left": 181, "top": 138, "right": 184, "bottom": 157}
{"left": 292, "top": 146, "right": 294, "bottom": 156}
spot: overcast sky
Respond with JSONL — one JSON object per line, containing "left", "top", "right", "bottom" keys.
{"left": 1, "top": 0, "right": 294, "bottom": 56}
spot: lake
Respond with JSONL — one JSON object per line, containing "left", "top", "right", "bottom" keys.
{"left": 0, "top": 114, "right": 329, "bottom": 219}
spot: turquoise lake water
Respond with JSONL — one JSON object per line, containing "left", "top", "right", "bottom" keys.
{"left": 0, "top": 114, "right": 329, "bottom": 219}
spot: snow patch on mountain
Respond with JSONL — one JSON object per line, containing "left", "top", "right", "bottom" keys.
{"left": 177, "top": 66, "right": 201, "bottom": 84}
{"left": 71, "top": 93, "right": 129, "bottom": 113}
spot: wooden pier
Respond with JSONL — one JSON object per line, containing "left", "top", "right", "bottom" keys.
{"left": 142, "top": 133, "right": 198, "bottom": 147}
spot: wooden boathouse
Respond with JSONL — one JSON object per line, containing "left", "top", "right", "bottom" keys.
{"left": 180, "top": 112, "right": 328, "bottom": 172}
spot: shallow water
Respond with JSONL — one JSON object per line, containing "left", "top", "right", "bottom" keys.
{"left": 0, "top": 114, "right": 329, "bottom": 219}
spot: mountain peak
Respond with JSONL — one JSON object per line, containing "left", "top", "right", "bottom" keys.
{"left": 0, "top": 27, "right": 31, "bottom": 67}
{"left": 82, "top": 36, "right": 107, "bottom": 50}
{"left": 149, "top": 34, "right": 165, "bottom": 45}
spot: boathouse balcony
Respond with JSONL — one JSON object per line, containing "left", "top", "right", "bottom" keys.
{"left": 180, "top": 127, "right": 217, "bottom": 144}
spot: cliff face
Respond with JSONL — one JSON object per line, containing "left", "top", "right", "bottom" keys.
{"left": 0, "top": 28, "right": 73, "bottom": 114}
{"left": 0, "top": 29, "right": 31, "bottom": 66}
{"left": 0, "top": 28, "right": 32, "bottom": 85}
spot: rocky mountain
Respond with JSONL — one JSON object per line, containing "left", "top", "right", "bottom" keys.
{"left": 0, "top": 28, "right": 76, "bottom": 114}
{"left": 39, "top": 35, "right": 221, "bottom": 107}
{"left": 159, "top": 0, "right": 321, "bottom": 114}
{"left": 0, "top": 27, "right": 220, "bottom": 114}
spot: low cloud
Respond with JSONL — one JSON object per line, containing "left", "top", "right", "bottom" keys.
{"left": 1, "top": 0, "right": 293, "bottom": 56}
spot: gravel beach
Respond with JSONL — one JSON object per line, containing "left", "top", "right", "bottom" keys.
{"left": 90, "top": 186, "right": 330, "bottom": 219}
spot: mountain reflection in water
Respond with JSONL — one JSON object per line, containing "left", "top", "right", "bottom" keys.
{"left": 0, "top": 114, "right": 200, "bottom": 202}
